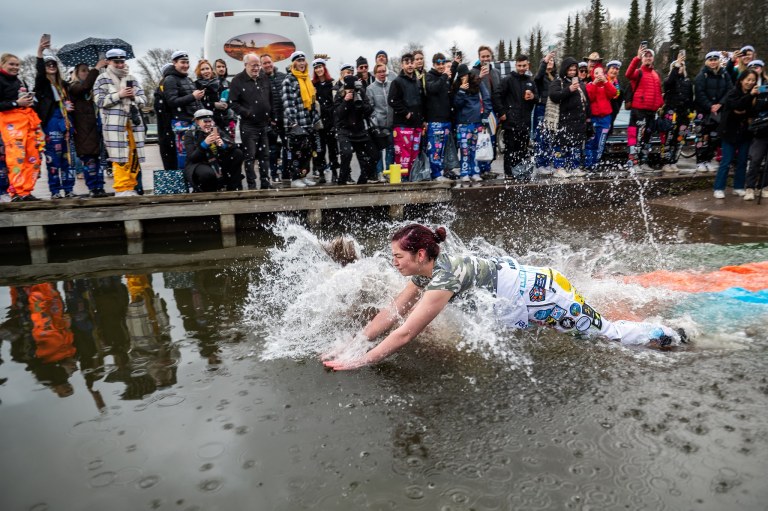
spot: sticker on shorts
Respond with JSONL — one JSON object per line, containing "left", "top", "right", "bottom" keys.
{"left": 534, "top": 273, "right": 547, "bottom": 288}
{"left": 576, "top": 316, "right": 592, "bottom": 332}
{"left": 592, "top": 312, "right": 603, "bottom": 329}
{"left": 582, "top": 303, "right": 596, "bottom": 319}
{"left": 534, "top": 308, "right": 552, "bottom": 321}
{"left": 550, "top": 306, "right": 567, "bottom": 320}
{"left": 559, "top": 317, "right": 575, "bottom": 329}
{"left": 529, "top": 287, "right": 546, "bottom": 302}
{"left": 570, "top": 303, "right": 581, "bottom": 316}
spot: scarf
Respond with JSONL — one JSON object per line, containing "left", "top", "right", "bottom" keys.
{"left": 105, "top": 65, "right": 132, "bottom": 113}
{"left": 291, "top": 65, "right": 315, "bottom": 111}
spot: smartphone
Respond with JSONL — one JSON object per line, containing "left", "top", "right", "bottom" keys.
{"left": 759, "top": 85, "right": 768, "bottom": 94}
{"left": 126, "top": 79, "right": 135, "bottom": 88}
{"left": 41, "top": 33, "right": 51, "bottom": 44}
{"left": 640, "top": 40, "right": 648, "bottom": 50}
{"left": 456, "top": 51, "right": 462, "bottom": 59}
{"left": 572, "top": 77, "right": 579, "bottom": 84}
{"left": 679, "top": 49, "right": 686, "bottom": 59}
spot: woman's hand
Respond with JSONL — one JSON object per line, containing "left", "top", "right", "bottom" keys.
{"left": 460, "top": 82, "right": 469, "bottom": 90}
{"left": 751, "top": 86, "right": 760, "bottom": 96}
{"left": 214, "top": 101, "right": 227, "bottom": 109}
{"left": 323, "top": 357, "right": 370, "bottom": 371}
{"left": 17, "top": 95, "right": 34, "bottom": 107}
{"left": 118, "top": 87, "right": 133, "bottom": 99}
{"left": 192, "top": 89, "right": 205, "bottom": 100}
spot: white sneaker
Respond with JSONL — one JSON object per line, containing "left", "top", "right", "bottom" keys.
{"left": 115, "top": 190, "right": 138, "bottom": 197}
{"left": 553, "top": 168, "right": 570, "bottom": 178}
{"left": 713, "top": 189, "right": 725, "bottom": 199}
{"left": 743, "top": 188, "right": 755, "bottom": 201}
{"left": 662, "top": 164, "right": 679, "bottom": 174}
{"left": 377, "top": 174, "right": 387, "bottom": 183}
{"left": 291, "top": 179, "right": 307, "bottom": 188}
{"left": 696, "top": 163, "right": 707, "bottom": 173}
{"left": 0, "top": 194, "right": 10, "bottom": 203}
{"left": 638, "top": 164, "right": 656, "bottom": 174}
{"left": 303, "top": 178, "right": 316, "bottom": 186}
{"left": 678, "top": 166, "right": 696, "bottom": 174}
{"left": 704, "top": 162, "right": 714, "bottom": 173}
{"left": 434, "top": 176, "right": 451, "bottom": 183}
{"left": 733, "top": 188, "right": 746, "bottom": 197}
{"left": 536, "top": 166, "right": 554, "bottom": 175}
{"left": 762, "top": 189, "right": 768, "bottom": 198}
{"left": 460, "top": 175, "right": 470, "bottom": 183}
{"left": 470, "top": 174, "right": 482, "bottom": 182}
{"left": 570, "top": 168, "right": 587, "bottom": 177}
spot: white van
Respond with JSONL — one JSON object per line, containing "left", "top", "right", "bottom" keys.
{"left": 203, "top": 10, "right": 314, "bottom": 76}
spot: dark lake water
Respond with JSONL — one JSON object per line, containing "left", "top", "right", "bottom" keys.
{"left": 1, "top": 203, "right": 768, "bottom": 510}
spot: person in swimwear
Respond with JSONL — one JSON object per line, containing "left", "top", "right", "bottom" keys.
{"left": 322, "top": 224, "right": 686, "bottom": 370}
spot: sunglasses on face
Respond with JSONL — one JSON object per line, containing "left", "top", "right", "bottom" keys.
{"left": 45, "top": 62, "right": 58, "bottom": 67}
{"left": 435, "top": 59, "right": 448, "bottom": 64}
{"left": 358, "top": 65, "right": 368, "bottom": 69}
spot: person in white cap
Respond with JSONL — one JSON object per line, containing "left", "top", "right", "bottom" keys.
{"left": 163, "top": 51, "right": 204, "bottom": 169}
{"left": 747, "top": 60, "right": 766, "bottom": 85}
{"left": 693, "top": 51, "right": 732, "bottom": 174}
{"left": 183, "top": 108, "right": 244, "bottom": 192}
{"left": 725, "top": 45, "right": 756, "bottom": 82}
{"left": 625, "top": 45, "right": 664, "bottom": 173}
{"left": 93, "top": 47, "right": 147, "bottom": 197}
{"left": 34, "top": 34, "right": 77, "bottom": 199}
{"left": 744, "top": 70, "right": 768, "bottom": 201}
{"left": 282, "top": 50, "right": 320, "bottom": 187}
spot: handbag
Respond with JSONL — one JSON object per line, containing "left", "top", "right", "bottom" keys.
{"left": 153, "top": 169, "right": 188, "bottom": 195}
{"left": 543, "top": 87, "right": 561, "bottom": 131}
{"left": 475, "top": 130, "right": 494, "bottom": 162}
{"left": 444, "top": 133, "right": 459, "bottom": 171}
{"left": 749, "top": 113, "right": 768, "bottom": 133}
{"left": 410, "top": 148, "right": 431, "bottom": 182}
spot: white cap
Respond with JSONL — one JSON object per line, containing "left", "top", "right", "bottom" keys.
{"left": 193, "top": 109, "right": 214, "bottom": 119}
{"left": 749, "top": 59, "right": 764, "bottom": 68}
{"left": 605, "top": 60, "right": 622, "bottom": 69}
{"left": 311, "top": 58, "right": 326, "bottom": 67}
{"left": 171, "top": 50, "right": 189, "bottom": 61}
{"left": 339, "top": 62, "right": 354, "bottom": 72}
{"left": 578, "top": 61, "right": 588, "bottom": 68}
{"left": 43, "top": 55, "right": 58, "bottom": 63}
{"left": 642, "top": 48, "right": 655, "bottom": 57}
{"left": 290, "top": 51, "right": 306, "bottom": 62}
{"left": 705, "top": 51, "right": 720, "bottom": 60}
{"left": 106, "top": 48, "right": 127, "bottom": 60}
{"left": 741, "top": 45, "right": 756, "bottom": 54}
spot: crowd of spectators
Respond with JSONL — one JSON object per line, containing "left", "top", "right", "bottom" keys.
{"left": 1, "top": 34, "right": 766, "bottom": 202}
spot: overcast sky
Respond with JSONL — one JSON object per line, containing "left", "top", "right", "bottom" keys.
{"left": 3, "top": 0, "right": 634, "bottom": 72}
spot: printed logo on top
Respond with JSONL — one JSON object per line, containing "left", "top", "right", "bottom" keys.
{"left": 224, "top": 33, "right": 296, "bottom": 61}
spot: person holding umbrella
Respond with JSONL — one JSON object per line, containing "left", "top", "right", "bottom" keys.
{"left": 93, "top": 48, "right": 147, "bottom": 197}
{"left": 34, "top": 34, "right": 76, "bottom": 199}
{"left": 69, "top": 58, "right": 109, "bottom": 197}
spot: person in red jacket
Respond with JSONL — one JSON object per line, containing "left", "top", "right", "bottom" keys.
{"left": 584, "top": 67, "right": 617, "bottom": 169}
{"left": 625, "top": 46, "right": 664, "bottom": 172}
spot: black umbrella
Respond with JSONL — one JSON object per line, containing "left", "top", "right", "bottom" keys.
{"left": 57, "top": 37, "right": 134, "bottom": 67}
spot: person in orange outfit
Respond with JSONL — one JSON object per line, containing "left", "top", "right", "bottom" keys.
{"left": 0, "top": 52, "right": 45, "bottom": 202}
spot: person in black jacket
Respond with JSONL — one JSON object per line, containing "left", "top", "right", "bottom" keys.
{"left": 163, "top": 51, "right": 204, "bottom": 169}
{"left": 660, "top": 52, "right": 695, "bottom": 174}
{"left": 713, "top": 70, "right": 758, "bottom": 199}
{"left": 424, "top": 53, "right": 455, "bottom": 180}
{"left": 229, "top": 53, "right": 274, "bottom": 190}
{"left": 261, "top": 54, "right": 289, "bottom": 181}
{"left": 388, "top": 53, "right": 425, "bottom": 179}
{"left": 533, "top": 51, "right": 556, "bottom": 172}
{"left": 693, "top": 51, "right": 732, "bottom": 172}
{"left": 334, "top": 75, "right": 379, "bottom": 184}
{"left": 183, "top": 109, "right": 244, "bottom": 192}
{"left": 494, "top": 55, "right": 538, "bottom": 180}
{"left": 744, "top": 82, "right": 768, "bottom": 201}
{"left": 34, "top": 35, "right": 76, "bottom": 199}
{"left": 153, "top": 63, "right": 177, "bottom": 171}
{"left": 194, "top": 60, "right": 229, "bottom": 134}
{"left": 548, "top": 57, "right": 590, "bottom": 178}
{"left": 311, "top": 58, "right": 339, "bottom": 183}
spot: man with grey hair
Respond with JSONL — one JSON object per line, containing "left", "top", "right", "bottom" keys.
{"left": 229, "top": 53, "right": 274, "bottom": 189}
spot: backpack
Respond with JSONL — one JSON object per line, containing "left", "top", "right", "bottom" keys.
{"left": 624, "top": 70, "right": 642, "bottom": 110}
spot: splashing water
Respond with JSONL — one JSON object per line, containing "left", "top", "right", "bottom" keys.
{"left": 243, "top": 218, "right": 768, "bottom": 370}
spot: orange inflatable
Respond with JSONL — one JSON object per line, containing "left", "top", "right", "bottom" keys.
{"left": 624, "top": 261, "right": 768, "bottom": 293}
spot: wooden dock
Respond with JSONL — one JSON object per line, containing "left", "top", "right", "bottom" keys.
{"left": 0, "top": 174, "right": 716, "bottom": 267}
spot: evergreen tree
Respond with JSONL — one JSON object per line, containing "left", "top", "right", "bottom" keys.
{"left": 685, "top": 0, "right": 703, "bottom": 63}
{"left": 669, "top": 0, "right": 685, "bottom": 45}
{"left": 515, "top": 37, "right": 522, "bottom": 59}
{"left": 528, "top": 32, "right": 535, "bottom": 58}
{"left": 565, "top": 16, "right": 573, "bottom": 56}
{"left": 508, "top": 40, "right": 513, "bottom": 59}
{"left": 574, "top": 14, "right": 583, "bottom": 59}
{"left": 497, "top": 39, "right": 507, "bottom": 62}
{"left": 641, "top": 0, "right": 653, "bottom": 48}
{"left": 624, "top": 0, "right": 641, "bottom": 65}
{"left": 590, "top": 0, "right": 605, "bottom": 56}
{"left": 535, "top": 29, "right": 543, "bottom": 63}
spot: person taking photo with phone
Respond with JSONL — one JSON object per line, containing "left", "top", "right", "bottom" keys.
{"left": 183, "top": 109, "right": 244, "bottom": 192}
{"left": 660, "top": 50, "right": 695, "bottom": 175}
{"left": 548, "top": 57, "right": 590, "bottom": 178}
{"left": 163, "top": 51, "right": 204, "bottom": 169}
{"left": 625, "top": 44, "right": 664, "bottom": 173}
{"left": 0, "top": 51, "right": 44, "bottom": 202}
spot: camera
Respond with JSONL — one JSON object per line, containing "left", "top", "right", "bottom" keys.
{"left": 126, "top": 79, "right": 136, "bottom": 88}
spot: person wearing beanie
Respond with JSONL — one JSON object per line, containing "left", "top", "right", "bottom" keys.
{"left": 387, "top": 53, "right": 425, "bottom": 179}
{"left": 282, "top": 50, "right": 320, "bottom": 188}
{"left": 375, "top": 50, "right": 397, "bottom": 81}
{"left": 694, "top": 51, "right": 732, "bottom": 173}
{"left": 548, "top": 57, "right": 589, "bottom": 178}
{"left": 424, "top": 52, "right": 455, "bottom": 182}
{"left": 659, "top": 49, "right": 695, "bottom": 174}
{"left": 625, "top": 45, "right": 664, "bottom": 172}
{"left": 583, "top": 65, "right": 616, "bottom": 171}
{"left": 356, "top": 56, "right": 372, "bottom": 86}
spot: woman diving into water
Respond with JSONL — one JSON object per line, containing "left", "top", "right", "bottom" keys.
{"left": 322, "top": 224, "right": 687, "bottom": 371}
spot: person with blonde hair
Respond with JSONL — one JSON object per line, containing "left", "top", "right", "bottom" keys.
{"left": 282, "top": 51, "right": 320, "bottom": 188}
{"left": 0, "top": 51, "right": 44, "bottom": 201}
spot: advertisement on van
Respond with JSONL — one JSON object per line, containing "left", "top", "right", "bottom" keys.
{"left": 204, "top": 10, "right": 314, "bottom": 77}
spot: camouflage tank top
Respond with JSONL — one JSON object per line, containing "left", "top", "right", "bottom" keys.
{"left": 411, "top": 253, "right": 501, "bottom": 297}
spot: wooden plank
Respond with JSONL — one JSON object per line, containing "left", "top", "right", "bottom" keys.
{"left": 26, "top": 225, "right": 46, "bottom": 247}
{"left": 124, "top": 220, "right": 143, "bottom": 240}
{"left": 220, "top": 214, "right": 236, "bottom": 233}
